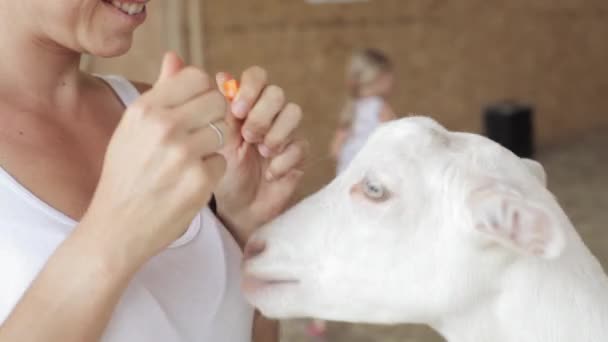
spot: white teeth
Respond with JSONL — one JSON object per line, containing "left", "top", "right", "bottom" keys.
{"left": 127, "top": 4, "right": 138, "bottom": 15}
{"left": 108, "top": 1, "right": 145, "bottom": 16}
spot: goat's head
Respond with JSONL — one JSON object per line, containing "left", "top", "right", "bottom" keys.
{"left": 242, "top": 116, "right": 568, "bottom": 324}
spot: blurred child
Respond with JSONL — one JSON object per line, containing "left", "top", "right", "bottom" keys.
{"left": 308, "top": 48, "right": 396, "bottom": 339}
{"left": 330, "top": 48, "right": 396, "bottom": 174}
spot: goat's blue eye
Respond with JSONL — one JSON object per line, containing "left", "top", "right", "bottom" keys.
{"left": 363, "top": 178, "right": 388, "bottom": 201}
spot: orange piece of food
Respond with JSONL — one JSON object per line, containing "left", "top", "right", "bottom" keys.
{"left": 223, "top": 79, "right": 239, "bottom": 101}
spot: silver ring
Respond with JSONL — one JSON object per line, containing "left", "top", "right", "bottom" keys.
{"left": 208, "top": 122, "right": 224, "bottom": 148}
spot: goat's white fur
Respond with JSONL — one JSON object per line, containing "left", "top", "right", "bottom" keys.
{"left": 242, "top": 116, "right": 608, "bottom": 342}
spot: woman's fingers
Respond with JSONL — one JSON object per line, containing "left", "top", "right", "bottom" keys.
{"left": 266, "top": 139, "right": 308, "bottom": 181}
{"left": 215, "top": 72, "right": 243, "bottom": 131}
{"left": 215, "top": 72, "right": 231, "bottom": 96}
{"left": 141, "top": 66, "right": 212, "bottom": 110}
{"left": 187, "top": 120, "right": 233, "bottom": 156}
{"left": 259, "top": 103, "right": 303, "bottom": 157}
{"left": 215, "top": 67, "right": 305, "bottom": 166}
{"left": 157, "top": 51, "right": 185, "bottom": 83}
{"left": 177, "top": 90, "right": 227, "bottom": 131}
{"left": 201, "top": 154, "right": 227, "bottom": 183}
{"left": 231, "top": 66, "right": 268, "bottom": 119}
{"left": 242, "top": 85, "right": 286, "bottom": 144}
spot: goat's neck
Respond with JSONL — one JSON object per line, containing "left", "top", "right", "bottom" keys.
{"left": 433, "top": 249, "right": 608, "bottom": 342}
{"left": 432, "top": 304, "right": 505, "bottom": 342}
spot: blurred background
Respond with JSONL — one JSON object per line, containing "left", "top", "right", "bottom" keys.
{"left": 87, "top": 1, "right": 607, "bottom": 341}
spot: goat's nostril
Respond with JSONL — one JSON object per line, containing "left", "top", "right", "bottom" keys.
{"left": 244, "top": 240, "right": 267, "bottom": 261}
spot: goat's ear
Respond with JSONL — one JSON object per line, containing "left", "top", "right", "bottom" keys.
{"left": 521, "top": 158, "right": 547, "bottom": 187}
{"left": 468, "top": 183, "right": 565, "bottom": 259}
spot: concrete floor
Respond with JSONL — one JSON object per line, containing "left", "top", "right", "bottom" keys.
{"left": 280, "top": 131, "right": 608, "bottom": 342}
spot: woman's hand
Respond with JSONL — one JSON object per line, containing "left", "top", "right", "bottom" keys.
{"left": 213, "top": 68, "right": 308, "bottom": 246}
{"left": 85, "top": 52, "right": 232, "bottom": 268}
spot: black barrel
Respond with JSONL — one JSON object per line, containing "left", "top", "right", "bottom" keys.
{"left": 483, "top": 101, "right": 535, "bottom": 158}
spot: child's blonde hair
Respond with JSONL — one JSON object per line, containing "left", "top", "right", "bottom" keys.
{"left": 339, "top": 49, "right": 393, "bottom": 128}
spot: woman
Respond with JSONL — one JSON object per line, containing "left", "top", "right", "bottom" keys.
{"left": 0, "top": 1, "right": 307, "bottom": 341}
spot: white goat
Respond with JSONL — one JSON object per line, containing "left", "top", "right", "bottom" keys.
{"left": 241, "top": 116, "right": 608, "bottom": 342}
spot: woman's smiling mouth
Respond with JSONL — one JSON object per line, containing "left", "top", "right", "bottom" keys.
{"left": 102, "top": 0, "right": 147, "bottom": 16}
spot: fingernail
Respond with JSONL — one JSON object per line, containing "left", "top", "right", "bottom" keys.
{"left": 232, "top": 100, "right": 248, "bottom": 118}
{"left": 258, "top": 145, "right": 272, "bottom": 158}
{"left": 242, "top": 130, "right": 258, "bottom": 143}
{"left": 265, "top": 170, "right": 275, "bottom": 181}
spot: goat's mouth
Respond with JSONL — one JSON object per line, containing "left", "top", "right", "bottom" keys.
{"left": 242, "top": 274, "right": 300, "bottom": 294}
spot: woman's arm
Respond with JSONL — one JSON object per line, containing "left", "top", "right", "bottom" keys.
{"left": 0, "top": 53, "right": 229, "bottom": 342}
{"left": 330, "top": 127, "right": 350, "bottom": 159}
{"left": 0, "top": 219, "right": 135, "bottom": 342}
{"left": 379, "top": 103, "right": 396, "bottom": 122}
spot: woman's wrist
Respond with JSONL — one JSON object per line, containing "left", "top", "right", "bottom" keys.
{"left": 215, "top": 208, "right": 260, "bottom": 249}
{"left": 1, "top": 220, "right": 137, "bottom": 342}
{"left": 75, "top": 212, "right": 146, "bottom": 277}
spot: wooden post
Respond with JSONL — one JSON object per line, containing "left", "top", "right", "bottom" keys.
{"left": 187, "top": 0, "right": 205, "bottom": 67}
{"left": 164, "top": 0, "right": 187, "bottom": 60}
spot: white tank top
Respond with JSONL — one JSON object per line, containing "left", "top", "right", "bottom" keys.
{"left": 337, "top": 96, "right": 384, "bottom": 173}
{"left": 0, "top": 75, "right": 254, "bottom": 342}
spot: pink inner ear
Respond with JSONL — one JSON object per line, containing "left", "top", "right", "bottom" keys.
{"left": 477, "top": 199, "right": 552, "bottom": 257}
{"left": 471, "top": 189, "right": 565, "bottom": 259}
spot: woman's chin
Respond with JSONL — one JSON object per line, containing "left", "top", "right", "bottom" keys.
{"left": 84, "top": 38, "right": 134, "bottom": 58}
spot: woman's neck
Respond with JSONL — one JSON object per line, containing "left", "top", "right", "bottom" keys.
{"left": 0, "top": 20, "right": 87, "bottom": 113}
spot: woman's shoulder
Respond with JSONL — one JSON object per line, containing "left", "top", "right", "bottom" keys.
{"left": 94, "top": 74, "right": 151, "bottom": 94}
{"left": 94, "top": 74, "right": 151, "bottom": 106}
